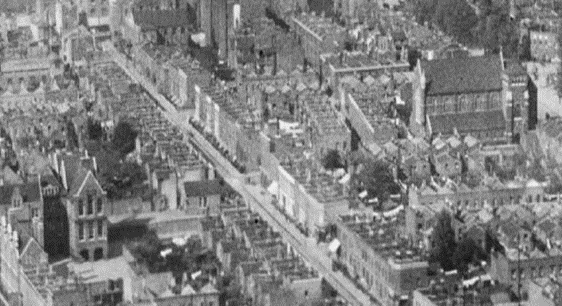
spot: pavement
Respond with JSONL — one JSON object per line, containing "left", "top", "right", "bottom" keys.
{"left": 105, "top": 42, "right": 377, "bottom": 306}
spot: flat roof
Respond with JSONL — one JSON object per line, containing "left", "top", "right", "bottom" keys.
{"left": 1, "top": 57, "right": 51, "bottom": 72}
{"left": 70, "top": 256, "right": 135, "bottom": 284}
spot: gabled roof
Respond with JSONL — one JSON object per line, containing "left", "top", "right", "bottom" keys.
{"left": 68, "top": 168, "right": 104, "bottom": 197}
{"left": 423, "top": 55, "right": 503, "bottom": 95}
{"left": 0, "top": 180, "right": 41, "bottom": 206}
{"left": 159, "top": 288, "right": 175, "bottom": 298}
{"left": 180, "top": 284, "right": 196, "bottom": 295}
{"left": 429, "top": 110, "right": 506, "bottom": 135}
{"left": 200, "top": 283, "right": 218, "bottom": 294}
{"left": 145, "top": 272, "right": 173, "bottom": 296}
{"left": 20, "top": 237, "right": 46, "bottom": 265}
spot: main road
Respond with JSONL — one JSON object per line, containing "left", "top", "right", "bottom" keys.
{"left": 104, "top": 42, "right": 377, "bottom": 306}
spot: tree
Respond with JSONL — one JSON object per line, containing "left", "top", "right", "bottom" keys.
{"left": 112, "top": 121, "right": 138, "bottom": 157}
{"left": 430, "top": 210, "right": 456, "bottom": 271}
{"left": 451, "top": 238, "right": 485, "bottom": 275}
{"left": 87, "top": 118, "right": 103, "bottom": 140}
{"left": 411, "top": 0, "right": 519, "bottom": 56}
{"left": 132, "top": 230, "right": 162, "bottom": 264}
{"left": 352, "top": 159, "right": 400, "bottom": 203}
{"left": 485, "top": 228, "right": 504, "bottom": 255}
{"left": 66, "top": 120, "right": 79, "bottom": 150}
{"left": 546, "top": 173, "right": 562, "bottom": 194}
{"left": 322, "top": 149, "right": 344, "bottom": 170}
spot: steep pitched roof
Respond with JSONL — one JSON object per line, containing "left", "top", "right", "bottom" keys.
{"left": 0, "top": 180, "right": 41, "bottom": 206}
{"left": 423, "top": 55, "right": 503, "bottom": 95}
{"left": 181, "top": 284, "right": 196, "bottom": 295}
{"left": 20, "top": 237, "right": 47, "bottom": 265}
{"left": 200, "top": 283, "right": 218, "bottom": 294}
{"left": 69, "top": 170, "right": 104, "bottom": 197}
{"left": 429, "top": 110, "right": 506, "bottom": 135}
{"left": 58, "top": 153, "right": 102, "bottom": 195}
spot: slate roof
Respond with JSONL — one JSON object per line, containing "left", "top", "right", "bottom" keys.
{"left": 239, "top": 261, "right": 264, "bottom": 276}
{"left": 133, "top": 9, "right": 195, "bottom": 30}
{"left": 429, "top": 110, "right": 506, "bottom": 135}
{"left": 200, "top": 283, "right": 218, "bottom": 294}
{"left": 20, "top": 237, "right": 46, "bottom": 266}
{"left": 68, "top": 168, "right": 90, "bottom": 196}
{"left": 184, "top": 180, "right": 229, "bottom": 197}
{"left": 423, "top": 55, "right": 503, "bottom": 95}
{"left": 57, "top": 153, "right": 101, "bottom": 196}
{"left": 0, "top": 181, "right": 41, "bottom": 206}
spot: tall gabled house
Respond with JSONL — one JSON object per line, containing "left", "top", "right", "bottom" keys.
{"left": 51, "top": 151, "right": 108, "bottom": 262}
{"left": 0, "top": 175, "right": 45, "bottom": 248}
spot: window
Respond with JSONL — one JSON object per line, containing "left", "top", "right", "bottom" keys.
{"left": 109, "top": 280, "right": 116, "bottom": 291}
{"left": 97, "top": 220, "right": 104, "bottom": 238}
{"left": 80, "top": 249, "right": 89, "bottom": 261}
{"left": 87, "top": 195, "right": 94, "bottom": 215}
{"left": 12, "top": 197, "right": 21, "bottom": 208}
{"left": 32, "top": 208, "right": 39, "bottom": 218}
{"left": 88, "top": 221, "right": 94, "bottom": 239}
{"left": 199, "top": 197, "right": 208, "bottom": 208}
{"left": 78, "top": 223, "right": 84, "bottom": 241}
{"left": 96, "top": 198, "right": 103, "bottom": 214}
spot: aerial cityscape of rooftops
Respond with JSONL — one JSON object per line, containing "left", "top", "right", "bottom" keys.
{"left": 2, "top": 0, "right": 562, "bottom": 305}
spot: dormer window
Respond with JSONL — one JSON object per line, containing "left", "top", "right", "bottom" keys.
{"left": 12, "top": 196, "right": 22, "bottom": 208}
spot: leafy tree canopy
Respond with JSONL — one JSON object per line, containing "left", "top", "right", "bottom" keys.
{"left": 87, "top": 118, "right": 103, "bottom": 141}
{"left": 352, "top": 158, "right": 400, "bottom": 203}
{"left": 322, "top": 149, "right": 344, "bottom": 170}
{"left": 430, "top": 210, "right": 457, "bottom": 271}
{"left": 112, "top": 121, "right": 138, "bottom": 157}
{"left": 411, "top": 0, "right": 520, "bottom": 57}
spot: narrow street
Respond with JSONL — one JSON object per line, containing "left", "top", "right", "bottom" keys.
{"left": 105, "top": 42, "right": 377, "bottom": 306}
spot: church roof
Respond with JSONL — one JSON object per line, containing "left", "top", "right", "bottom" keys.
{"left": 423, "top": 55, "right": 503, "bottom": 95}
